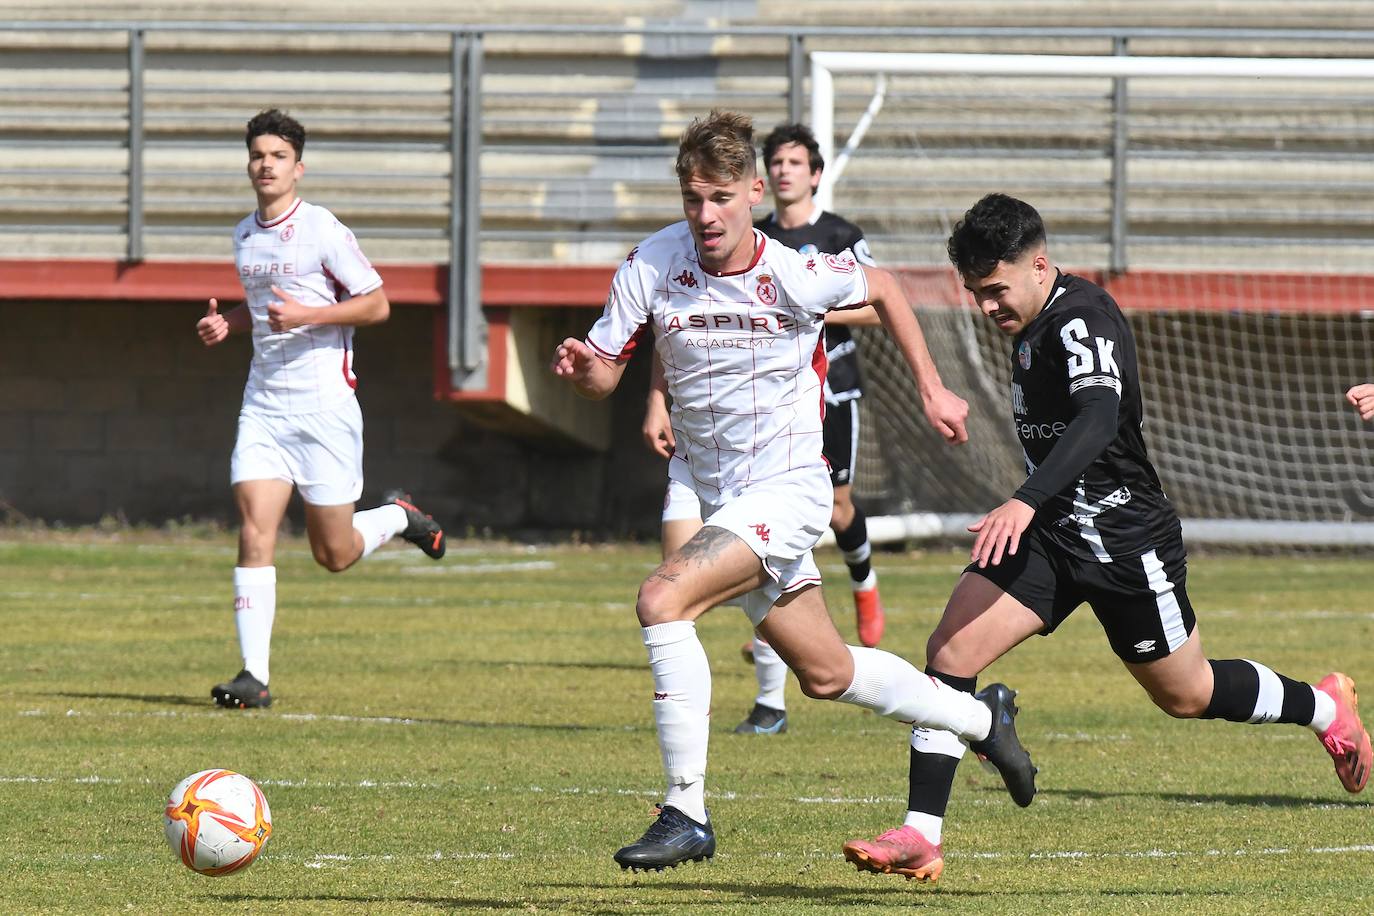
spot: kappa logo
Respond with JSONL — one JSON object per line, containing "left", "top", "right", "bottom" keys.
{"left": 280, "top": 224, "right": 295, "bottom": 242}
{"left": 749, "top": 523, "right": 771, "bottom": 545}
{"left": 653, "top": 691, "right": 669, "bottom": 700}
{"left": 626, "top": 246, "right": 638, "bottom": 264}
{"left": 822, "top": 252, "right": 857, "bottom": 274}
{"left": 672, "top": 270, "right": 699, "bottom": 289}
{"left": 755, "top": 273, "right": 778, "bottom": 306}
{"left": 1133, "top": 639, "right": 1156, "bottom": 654}
{"left": 803, "top": 256, "right": 817, "bottom": 273}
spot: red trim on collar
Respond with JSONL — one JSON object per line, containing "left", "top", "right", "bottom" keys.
{"left": 701, "top": 230, "right": 765, "bottom": 278}
{"left": 255, "top": 198, "right": 302, "bottom": 228}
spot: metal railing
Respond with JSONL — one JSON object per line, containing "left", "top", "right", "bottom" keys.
{"left": 4, "top": 21, "right": 1374, "bottom": 390}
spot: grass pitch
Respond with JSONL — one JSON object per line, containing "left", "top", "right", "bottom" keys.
{"left": 2, "top": 531, "right": 1373, "bottom": 914}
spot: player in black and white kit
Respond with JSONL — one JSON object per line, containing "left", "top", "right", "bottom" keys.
{"left": 843, "top": 193, "right": 1373, "bottom": 884}
{"left": 755, "top": 123, "right": 886, "bottom": 652}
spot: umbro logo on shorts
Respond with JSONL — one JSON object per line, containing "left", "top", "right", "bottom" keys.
{"left": 1134, "top": 639, "right": 1156, "bottom": 653}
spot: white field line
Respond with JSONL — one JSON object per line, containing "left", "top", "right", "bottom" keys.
{"left": 9, "top": 773, "right": 1374, "bottom": 866}
{"left": 16, "top": 707, "right": 643, "bottom": 729}
{"left": 4, "top": 772, "right": 1367, "bottom": 813}
{"left": 14, "top": 707, "right": 1302, "bottom": 744}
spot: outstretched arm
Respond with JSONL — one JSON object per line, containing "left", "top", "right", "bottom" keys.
{"left": 860, "top": 265, "right": 969, "bottom": 444}
{"left": 550, "top": 337, "right": 627, "bottom": 400}
{"left": 968, "top": 388, "right": 1119, "bottom": 569}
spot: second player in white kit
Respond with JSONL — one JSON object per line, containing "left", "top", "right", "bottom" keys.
{"left": 197, "top": 109, "right": 447, "bottom": 710}
{"left": 551, "top": 110, "right": 1039, "bottom": 872}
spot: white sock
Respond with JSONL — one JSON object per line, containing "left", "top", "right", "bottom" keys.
{"left": 837, "top": 646, "right": 992, "bottom": 741}
{"left": 233, "top": 566, "right": 276, "bottom": 684}
{"left": 643, "top": 620, "right": 711, "bottom": 824}
{"left": 902, "top": 810, "right": 944, "bottom": 845}
{"left": 1311, "top": 685, "right": 1338, "bottom": 734}
{"left": 352, "top": 504, "right": 408, "bottom": 559}
{"left": 752, "top": 637, "right": 787, "bottom": 711}
{"left": 853, "top": 569, "right": 878, "bottom": 592}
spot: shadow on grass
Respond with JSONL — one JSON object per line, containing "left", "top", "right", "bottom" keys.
{"left": 45, "top": 691, "right": 207, "bottom": 707}
{"left": 38, "top": 691, "right": 642, "bottom": 733}
{"left": 211, "top": 880, "right": 1235, "bottom": 910}
{"left": 1048, "top": 786, "right": 1368, "bottom": 808}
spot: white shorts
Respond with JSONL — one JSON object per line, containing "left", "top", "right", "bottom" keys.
{"left": 230, "top": 400, "right": 364, "bottom": 506}
{"left": 661, "top": 475, "right": 701, "bottom": 523}
{"left": 699, "top": 465, "right": 833, "bottom": 626}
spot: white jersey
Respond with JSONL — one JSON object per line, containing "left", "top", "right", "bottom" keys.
{"left": 232, "top": 198, "right": 383, "bottom": 415}
{"left": 586, "top": 221, "right": 869, "bottom": 499}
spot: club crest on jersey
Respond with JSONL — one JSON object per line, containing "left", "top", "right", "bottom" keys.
{"left": 1018, "top": 340, "right": 1032, "bottom": 370}
{"left": 755, "top": 274, "right": 778, "bottom": 306}
{"left": 822, "top": 253, "right": 856, "bottom": 274}
{"left": 279, "top": 224, "right": 295, "bottom": 242}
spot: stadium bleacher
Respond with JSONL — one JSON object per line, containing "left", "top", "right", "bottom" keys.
{"left": 2, "top": 4, "right": 1373, "bottom": 269}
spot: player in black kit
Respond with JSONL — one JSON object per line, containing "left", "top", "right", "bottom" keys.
{"left": 842, "top": 193, "right": 1373, "bottom": 884}
{"left": 753, "top": 123, "right": 887, "bottom": 633}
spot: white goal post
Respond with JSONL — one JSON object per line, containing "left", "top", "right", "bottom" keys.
{"left": 808, "top": 51, "right": 1374, "bottom": 547}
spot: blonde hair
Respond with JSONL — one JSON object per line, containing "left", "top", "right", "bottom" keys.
{"left": 675, "top": 110, "right": 757, "bottom": 184}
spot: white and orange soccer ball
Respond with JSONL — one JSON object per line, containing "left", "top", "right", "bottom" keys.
{"left": 163, "top": 769, "right": 272, "bottom": 876}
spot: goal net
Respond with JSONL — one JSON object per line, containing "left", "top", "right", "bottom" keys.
{"left": 811, "top": 52, "right": 1374, "bottom": 546}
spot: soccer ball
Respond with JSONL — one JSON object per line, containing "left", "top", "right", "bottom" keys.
{"left": 163, "top": 769, "right": 272, "bottom": 876}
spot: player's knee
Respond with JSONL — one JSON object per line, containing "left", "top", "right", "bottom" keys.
{"left": 635, "top": 576, "right": 687, "bottom": 627}
{"left": 1149, "top": 687, "right": 1209, "bottom": 719}
{"left": 310, "top": 542, "right": 356, "bottom": 573}
{"left": 796, "top": 665, "right": 849, "bottom": 700}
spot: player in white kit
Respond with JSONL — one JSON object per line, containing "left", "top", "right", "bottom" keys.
{"left": 551, "top": 110, "right": 1038, "bottom": 871}
{"left": 196, "top": 110, "right": 446, "bottom": 709}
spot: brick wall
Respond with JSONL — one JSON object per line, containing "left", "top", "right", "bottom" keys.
{"left": 0, "top": 301, "right": 664, "bottom": 537}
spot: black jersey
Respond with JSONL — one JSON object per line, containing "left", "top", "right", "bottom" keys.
{"left": 755, "top": 210, "right": 875, "bottom": 404}
{"left": 1009, "top": 272, "right": 1181, "bottom": 563}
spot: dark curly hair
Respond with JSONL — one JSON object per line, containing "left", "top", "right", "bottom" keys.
{"left": 947, "top": 194, "right": 1046, "bottom": 278}
{"left": 761, "top": 123, "right": 824, "bottom": 175}
{"left": 245, "top": 109, "right": 305, "bottom": 159}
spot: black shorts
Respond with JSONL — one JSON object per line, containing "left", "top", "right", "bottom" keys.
{"left": 966, "top": 526, "right": 1197, "bottom": 663}
{"left": 822, "top": 399, "right": 859, "bottom": 488}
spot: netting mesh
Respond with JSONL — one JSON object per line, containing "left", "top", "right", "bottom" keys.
{"left": 852, "top": 272, "right": 1374, "bottom": 529}
{"left": 825, "top": 61, "right": 1374, "bottom": 540}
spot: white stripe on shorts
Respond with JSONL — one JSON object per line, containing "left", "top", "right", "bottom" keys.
{"left": 1140, "top": 549, "right": 1189, "bottom": 652}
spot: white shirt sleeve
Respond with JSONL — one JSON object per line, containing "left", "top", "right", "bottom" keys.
{"left": 772, "top": 243, "right": 869, "bottom": 317}
{"left": 585, "top": 252, "right": 651, "bottom": 361}
{"left": 319, "top": 216, "right": 383, "bottom": 297}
